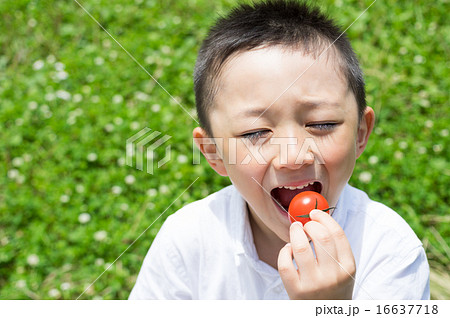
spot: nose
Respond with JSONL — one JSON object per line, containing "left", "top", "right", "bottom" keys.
{"left": 270, "top": 135, "right": 317, "bottom": 170}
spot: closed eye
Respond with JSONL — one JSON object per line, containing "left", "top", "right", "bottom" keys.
{"left": 307, "top": 123, "right": 337, "bottom": 131}
{"left": 241, "top": 130, "right": 271, "bottom": 142}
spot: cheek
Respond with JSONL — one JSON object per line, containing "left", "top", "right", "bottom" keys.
{"left": 223, "top": 143, "right": 268, "bottom": 181}
{"left": 320, "top": 131, "right": 357, "bottom": 176}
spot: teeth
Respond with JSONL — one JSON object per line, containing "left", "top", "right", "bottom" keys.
{"left": 278, "top": 182, "right": 316, "bottom": 190}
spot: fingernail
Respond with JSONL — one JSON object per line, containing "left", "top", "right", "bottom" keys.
{"left": 293, "top": 221, "right": 303, "bottom": 228}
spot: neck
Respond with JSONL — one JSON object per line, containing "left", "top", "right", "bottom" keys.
{"left": 247, "top": 204, "right": 286, "bottom": 269}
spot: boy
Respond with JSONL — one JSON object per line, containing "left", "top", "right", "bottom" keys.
{"left": 130, "top": 0, "right": 429, "bottom": 299}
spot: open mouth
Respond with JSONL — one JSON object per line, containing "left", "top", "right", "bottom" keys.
{"left": 270, "top": 181, "right": 322, "bottom": 212}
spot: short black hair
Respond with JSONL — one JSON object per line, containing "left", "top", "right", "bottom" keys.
{"left": 194, "top": 0, "right": 366, "bottom": 136}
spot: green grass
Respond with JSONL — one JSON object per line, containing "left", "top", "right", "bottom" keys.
{"left": 0, "top": 0, "right": 448, "bottom": 299}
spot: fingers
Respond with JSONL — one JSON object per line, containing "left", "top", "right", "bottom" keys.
{"left": 309, "top": 209, "right": 354, "bottom": 269}
{"left": 303, "top": 218, "right": 338, "bottom": 273}
{"left": 289, "top": 222, "right": 316, "bottom": 275}
{"left": 277, "top": 243, "right": 300, "bottom": 297}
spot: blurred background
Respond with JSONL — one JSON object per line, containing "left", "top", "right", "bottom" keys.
{"left": 0, "top": 0, "right": 448, "bottom": 299}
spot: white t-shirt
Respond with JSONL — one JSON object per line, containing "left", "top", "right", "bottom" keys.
{"left": 129, "top": 184, "right": 430, "bottom": 300}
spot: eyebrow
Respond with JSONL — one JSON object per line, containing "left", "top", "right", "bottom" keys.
{"left": 238, "top": 100, "right": 340, "bottom": 117}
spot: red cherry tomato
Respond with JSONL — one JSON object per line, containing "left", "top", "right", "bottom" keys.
{"left": 288, "top": 191, "right": 332, "bottom": 225}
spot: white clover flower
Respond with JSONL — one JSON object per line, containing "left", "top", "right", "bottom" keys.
{"left": 117, "top": 157, "right": 126, "bottom": 166}
{"left": 87, "top": 153, "right": 98, "bottom": 162}
{"left": 23, "top": 154, "right": 32, "bottom": 162}
{"left": 135, "top": 91, "right": 150, "bottom": 101}
{"left": 12, "top": 157, "right": 24, "bottom": 167}
{"left": 15, "top": 118, "right": 24, "bottom": 126}
{"left": 398, "top": 47, "right": 407, "bottom": 55}
{"left": 73, "top": 93, "right": 83, "bottom": 103}
{"left": 145, "top": 56, "right": 155, "bottom": 64}
{"left": 46, "top": 55, "right": 56, "bottom": 63}
{"left": 384, "top": 138, "right": 393, "bottom": 146}
{"left": 159, "top": 185, "right": 169, "bottom": 194}
{"left": 78, "top": 213, "right": 91, "bottom": 224}
{"left": 440, "top": 129, "right": 449, "bottom": 137}
{"left": 67, "top": 117, "right": 76, "bottom": 125}
{"left": 16, "top": 174, "right": 25, "bottom": 184}
{"left": 95, "top": 258, "right": 105, "bottom": 266}
{"left": 45, "top": 92, "right": 55, "bottom": 101}
{"left": 43, "top": 111, "right": 52, "bottom": 119}
{"left": 125, "top": 175, "right": 136, "bottom": 185}
{"left": 16, "top": 280, "right": 26, "bottom": 288}
{"left": 94, "top": 230, "right": 107, "bottom": 241}
{"left": 358, "top": 171, "right": 372, "bottom": 184}
{"left": 147, "top": 202, "right": 155, "bottom": 210}
{"left": 55, "top": 71, "right": 68, "bottom": 81}
{"left": 75, "top": 184, "right": 85, "bottom": 193}
{"left": 114, "top": 117, "right": 123, "bottom": 125}
{"left": 28, "top": 101, "right": 38, "bottom": 110}
{"left": 112, "top": 94, "right": 123, "bottom": 104}
{"left": 177, "top": 154, "right": 188, "bottom": 163}
{"left": 173, "top": 16, "right": 181, "bottom": 24}
{"left": 28, "top": 18, "right": 37, "bottom": 27}
{"left": 414, "top": 55, "right": 424, "bottom": 64}
{"left": 91, "top": 95, "right": 100, "bottom": 103}
{"left": 130, "top": 121, "right": 140, "bottom": 130}
{"left": 151, "top": 104, "right": 161, "bottom": 112}
{"left": 74, "top": 108, "right": 83, "bottom": 116}
{"left": 424, "top": 120, "right": 433, "bottom": 128}
{"left": 82, "top": 85, "right": 91, "bottom": 94}
{"left": 420, "top": 99, "right": 430, "bottom": 108}
{"left": 94, "top": 57, "right": 104, "bottom": 65}
{"left": 146, "top": 188, "right": 157, "bottom": 197}
{"left": 48, "top": 288, "right": 60, "bottom": 298}
{"left": 374, "top": 127, "right": 383, "bottom": 135}
{"left": 86, "top": 74, "right": 95, "bottom": 82}
{"left": 394, "top": 151, "right": 404, "bottom": 160}
{"left": 60, "top": 282, "right": 71, "bottom": 291}
{"left": 111, "top": 186, "right": 122, "bottom": 195}
{"left": 54, "top": 62, "right": 65, "bottom": 71}
{"left": 56, "top": 90, "right": 71, "bottom": 100}
{"left": 1, "top": 236, "right": 9, "bottom": 246}
{"left": 102, "top": 39, "right": 111, "bottom": 48}
{"left": 161, "top": 45, "right": 171, "bottom": 54}
{"left": 7, "top": 169, "right": 19, "bottom": 179}
{"left": 399, "top": 141, "right": 408, "bottom": 149}
{"left": 104, "top": 123, "right": 114, "bottom": 132}
{"left": 109, "top": 50, "right": 118, "bottom": 60}
{"left": 40, "top": 104, "right": 50, "bottom": 112}
{"left": 175, "top": 172, "right": 182, "bottom": 180}
{"left": 368, "top": 155, "right": 379, "bottom": 165}
{"left": 32, "top": 60, "right": 44, "bottom": 70}
{"left": 433, "top": 144, "right": 443, "bottom": 153}
{"left": 27, "top": 254, "right": 40, "bottom": 266}
{"left": 60, "top": 195, "right": 70, "bottom": 203}
{"left": 417, "top": 146, "right": 426, "bottom": 154}
{"left": 120, "top": 203, "right": 129, "bottom": 211}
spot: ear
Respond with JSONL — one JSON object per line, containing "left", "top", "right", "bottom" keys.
{"left": 356, "top": 106, "right": 375, "bottom": 159}
{"left": 193, "top": 127, "right": 228, "bottom": 176}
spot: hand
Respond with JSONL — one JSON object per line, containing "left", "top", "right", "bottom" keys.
{"left": 277, "top": 209, "right": 356, "bottom": 299}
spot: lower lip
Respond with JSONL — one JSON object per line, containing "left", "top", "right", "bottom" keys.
{"left": 272, "top": 199, "right": 290, "bottom": 220}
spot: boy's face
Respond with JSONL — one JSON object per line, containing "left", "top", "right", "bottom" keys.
{"left": 194, "top": 46, "right": 374, "bottom": 243}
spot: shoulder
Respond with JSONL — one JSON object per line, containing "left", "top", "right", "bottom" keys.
{"left": 158, "top": 185, "right": 241, "bottom": 245}
{"left": 342, "top": 184, "right": 423, "bottom": 251}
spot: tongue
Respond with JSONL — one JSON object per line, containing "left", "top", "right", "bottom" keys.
{"left": 277, "top": 184, "right": 317, "bottom": 208}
